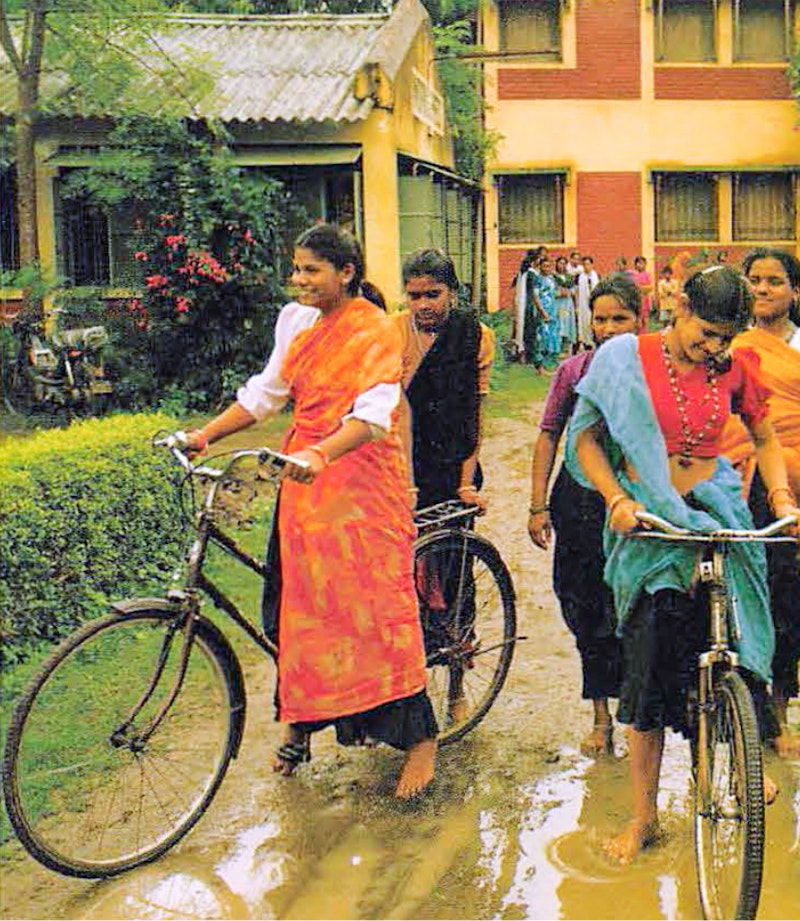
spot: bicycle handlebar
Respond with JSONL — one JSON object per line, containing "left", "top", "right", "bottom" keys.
{"left": 633, "top": 510, "right": 798, "bottom": 542}
{"left": 152, "top": 431, "right": 310, "bottom": 477}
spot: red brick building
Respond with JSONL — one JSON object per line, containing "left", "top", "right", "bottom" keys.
{"left": 482, "top": 0, "right": 800, "bottom": 311}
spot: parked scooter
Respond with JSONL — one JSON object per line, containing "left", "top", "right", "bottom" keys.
{"left": 3, "top": 308, "right": 113, "bottom": 416}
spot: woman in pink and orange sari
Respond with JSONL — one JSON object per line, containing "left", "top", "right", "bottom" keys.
{"left": 721, "top": 248, "right": 800, "bottom": 758}
{"left": 185, "top": 224, "right": 436, "bottom": 798}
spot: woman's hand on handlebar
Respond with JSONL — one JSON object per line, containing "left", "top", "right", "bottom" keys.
{"left": 282, "top": 449, "right": 324, "bottom": 484}
{"left": 182, "top": 429, "right": 209, "bottom": 459}
{"left": 607, "top": 495, "right": 646, "bottom": 534}
{"left": 771, "top": 497, "right": 800, "bottom": 556}
{"left": 457, "top": 485, "right": 488, "bottom": 514}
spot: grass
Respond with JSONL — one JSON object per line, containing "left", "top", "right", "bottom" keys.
{"left": 485, "top": 362, "right": 551, "bottom": 421}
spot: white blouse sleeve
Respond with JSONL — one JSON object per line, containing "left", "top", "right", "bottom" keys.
{"left": 343, "top": 382, "right": 401, "bottom": 435}
{"left": 236, "top": 302, "right": 319, "bottom": 421}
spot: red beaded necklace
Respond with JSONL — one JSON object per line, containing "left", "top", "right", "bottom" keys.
{"left": 660, "top": 332, "right": 722, "bottom": 468}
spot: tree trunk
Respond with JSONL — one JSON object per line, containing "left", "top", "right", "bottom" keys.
{"left": 16, "top": 72, "right": 38, "bottom": 269}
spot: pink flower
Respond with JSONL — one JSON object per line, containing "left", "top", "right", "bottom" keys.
{"left": 175, "top": 297, "right": 191, "bottom": 314}
{"left": 133, "top": 251, "right": 148, "bottom": 262}
{"left": 243, "top": 229, "right": 254, "bottom": 244}
{"left": 165, "top": 234, "right": 185, "bottom": 250}
{"left": 145, "top": 274, "right": 168, "bottom": 289}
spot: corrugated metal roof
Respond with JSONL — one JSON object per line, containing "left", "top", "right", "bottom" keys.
{"left": 0, "top": 0, "right": 429, "bottom": 124}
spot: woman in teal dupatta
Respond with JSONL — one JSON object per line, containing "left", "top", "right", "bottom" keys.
{"left": 565, "top": 265, "right": 800, "bottom": 864}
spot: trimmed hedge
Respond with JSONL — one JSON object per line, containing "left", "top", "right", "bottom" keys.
{"left": 1, "top": 413, "right": 184, "bottom": 665}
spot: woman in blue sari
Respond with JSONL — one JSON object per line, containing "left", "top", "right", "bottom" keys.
{"left": 566, "top": 265, "right": 799, "bottom": 864}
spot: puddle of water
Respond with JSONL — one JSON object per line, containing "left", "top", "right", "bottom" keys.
{"left": 483, "top": 735, "right": 800, "bottom": 921}
{"left": 215, "top": 821, "right": 289, "bottom": 915}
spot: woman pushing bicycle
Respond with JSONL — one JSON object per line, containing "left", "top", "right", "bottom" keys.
{"left": 565, "top": 264, "right": 800, "bottom": 864}
{"left": 184, "top": 223, "right": 437, "bottom": 799}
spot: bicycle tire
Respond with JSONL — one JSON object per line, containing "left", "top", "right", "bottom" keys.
{"left": 3, "top": 607, "right": 243, "bottom": 878}
{"left": 694, "top": 669, "right": 764, "bottom": 920}
{"left": 413, "top": 529, "right": 517, "bottom": 745}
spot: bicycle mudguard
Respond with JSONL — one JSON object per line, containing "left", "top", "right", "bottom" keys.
{"left": 110, "top": 598, "right": 247, "bottom": 760}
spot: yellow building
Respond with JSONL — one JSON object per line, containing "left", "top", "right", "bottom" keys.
{"left": 481, "top": 0, "right": 800, "bottom": 311}
{"left": 0, "top": 0, "right": 480, "bottom": 313}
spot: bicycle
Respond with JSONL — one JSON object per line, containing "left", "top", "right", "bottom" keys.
{"left": 630, "top": 510, "right": 798, "bottom": 921}
{"left": 2, "top": 434, "right": 518, "bottom": 879}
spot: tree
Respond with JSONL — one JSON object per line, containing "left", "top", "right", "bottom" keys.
{"left": 0, "top": 0, "right": 210, "bottom": 276}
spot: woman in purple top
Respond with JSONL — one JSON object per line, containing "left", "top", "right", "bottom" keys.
{"left": 527, "top": 274, "right": 641, "bottom": 754}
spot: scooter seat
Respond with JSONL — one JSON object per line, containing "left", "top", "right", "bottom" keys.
{"left": 52, "top": 326, "right": 110, "bottom": 351}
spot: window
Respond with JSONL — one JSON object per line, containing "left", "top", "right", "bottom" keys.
{"left": 734, "top": 0, "right": 794, "bottom": 61}
{"left": 0, "top": 167, "right": 19, "bottom": 274}
{"left": 499, "top": 0, "right": 562, "bottom": 60}
{"left": 497, "top": 173, "right": 564, "bottom": 244}
{"left": 733, "top": 172, "right": 795, "bottom": 240}
{"left": 56, "top": 177, "right": 140, "bottom": 287}
{"left": 57, "top": 192, "right": 110, "bottom": 287}
{"left": 655, "top": 0, "right": 716, "bottom": 62}
{"left": 655, "top": 173, "right": 719, "bottom": 242}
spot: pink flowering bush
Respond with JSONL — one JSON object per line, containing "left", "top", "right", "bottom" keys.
{"left": 60, "top": 116, "right": 302, "bottom": 409}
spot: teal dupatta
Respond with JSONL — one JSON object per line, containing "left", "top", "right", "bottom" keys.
{"left": 564, "top": 334, "right": 774, "bottom": 682}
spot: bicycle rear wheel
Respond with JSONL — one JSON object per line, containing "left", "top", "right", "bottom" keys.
{"left": 414, "top": 529, "right": 517, "bottom": 745}
{"left": 694, "top": 670, "right": 764, "bottom": 920}
{"left": 3, "top": 608, "right": 240, "bottom": 878}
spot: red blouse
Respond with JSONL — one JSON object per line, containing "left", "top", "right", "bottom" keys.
{"left": 638, "top": 332, "right": 769, "bottom": 458}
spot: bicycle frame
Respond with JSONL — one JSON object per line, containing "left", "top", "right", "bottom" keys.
{"left": 109, "top": 443, "right": 289, "bottom": 751}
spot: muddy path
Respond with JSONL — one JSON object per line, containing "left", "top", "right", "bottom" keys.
{"left": 2, "top": 410, "right": 799, "bottom": 920}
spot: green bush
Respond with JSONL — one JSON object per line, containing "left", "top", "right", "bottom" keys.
{"left": 0, "top": 413, "right": 184, "bottom": 665}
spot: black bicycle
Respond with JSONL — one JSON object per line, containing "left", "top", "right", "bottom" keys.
{"left": 2, "top": 434, "right": 518, "bottom": 878}
{"left": 632, "top": 510, "right": 798, "bottom": 921}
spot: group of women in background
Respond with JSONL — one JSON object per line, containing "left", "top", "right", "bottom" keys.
{"left": 183, "top": 222, "right": 800, "bottom": 867}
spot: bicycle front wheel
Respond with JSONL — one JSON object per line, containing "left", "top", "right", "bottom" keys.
{"left": 414, "top": 529, "right": 517, "bottom": 745}
{"left": 3, "top": 608, "right": 239, "bottom": 878}
{"left": 694, "top": 670, "right": 764, "bottom": 920}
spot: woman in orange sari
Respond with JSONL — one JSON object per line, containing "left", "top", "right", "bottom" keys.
{"left": 185, "top": 224, "right": 436, "bottom": 798}
{"left": 722, "top": 248, "right": 800, "bottom": 757}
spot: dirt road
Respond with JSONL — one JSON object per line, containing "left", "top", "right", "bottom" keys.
{"left": 2, "top": 410, "right": 799, "bottom": 920}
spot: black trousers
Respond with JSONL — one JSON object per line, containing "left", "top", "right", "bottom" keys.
{"left": 550, "top": 468, "right": 621, "bottom": 700}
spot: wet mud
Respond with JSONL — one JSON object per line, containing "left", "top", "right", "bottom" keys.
{"left": 2, "top": 413, "right": 799, "bottom": 920}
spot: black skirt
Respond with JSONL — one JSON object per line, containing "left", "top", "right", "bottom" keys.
{"left": 618, "top": 588, "right": 778, "bottom": 740}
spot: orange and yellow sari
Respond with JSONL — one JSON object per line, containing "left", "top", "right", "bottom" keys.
{"left": 721, "top": 327, "right": 800, "bottom": 497}
{"left": 276, "top": 297, "right": 426, "bottom": 724}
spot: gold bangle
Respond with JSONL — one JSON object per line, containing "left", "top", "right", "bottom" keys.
{"left": 306, "top": 444, "right": 330, "bottom": 467}
{"left": 607, "top": 493, "right": 629, "bottom": 516}
{"left": 529, "top": 504, "right": 549, "bottom": 515}
{"left": 407, "top": 486, "right": 419, "bottom": 494}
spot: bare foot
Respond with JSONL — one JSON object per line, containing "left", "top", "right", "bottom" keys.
{"left": 272, "top": 726, "right": 309, "bottom": 776}
{"left": 770, "top": 729, "right": 800, "bottom": 760}
{"left": 764, "top": 773, "right": 779, "bottom": 805}
{"left": 603, "top": 820, "right": 661, "bottom": 865}
{"left": 580, "top": 724, "right": 613, "bottom": 757}
{"left": 448, "top": 696, "right": 470, "bottom": 725}
{"left": 394, "top": 739, "right": 436, "bottom": 799}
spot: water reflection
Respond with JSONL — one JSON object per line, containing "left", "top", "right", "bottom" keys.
{"left": 487, "top": 734, "right": 800, "bottom": 921}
